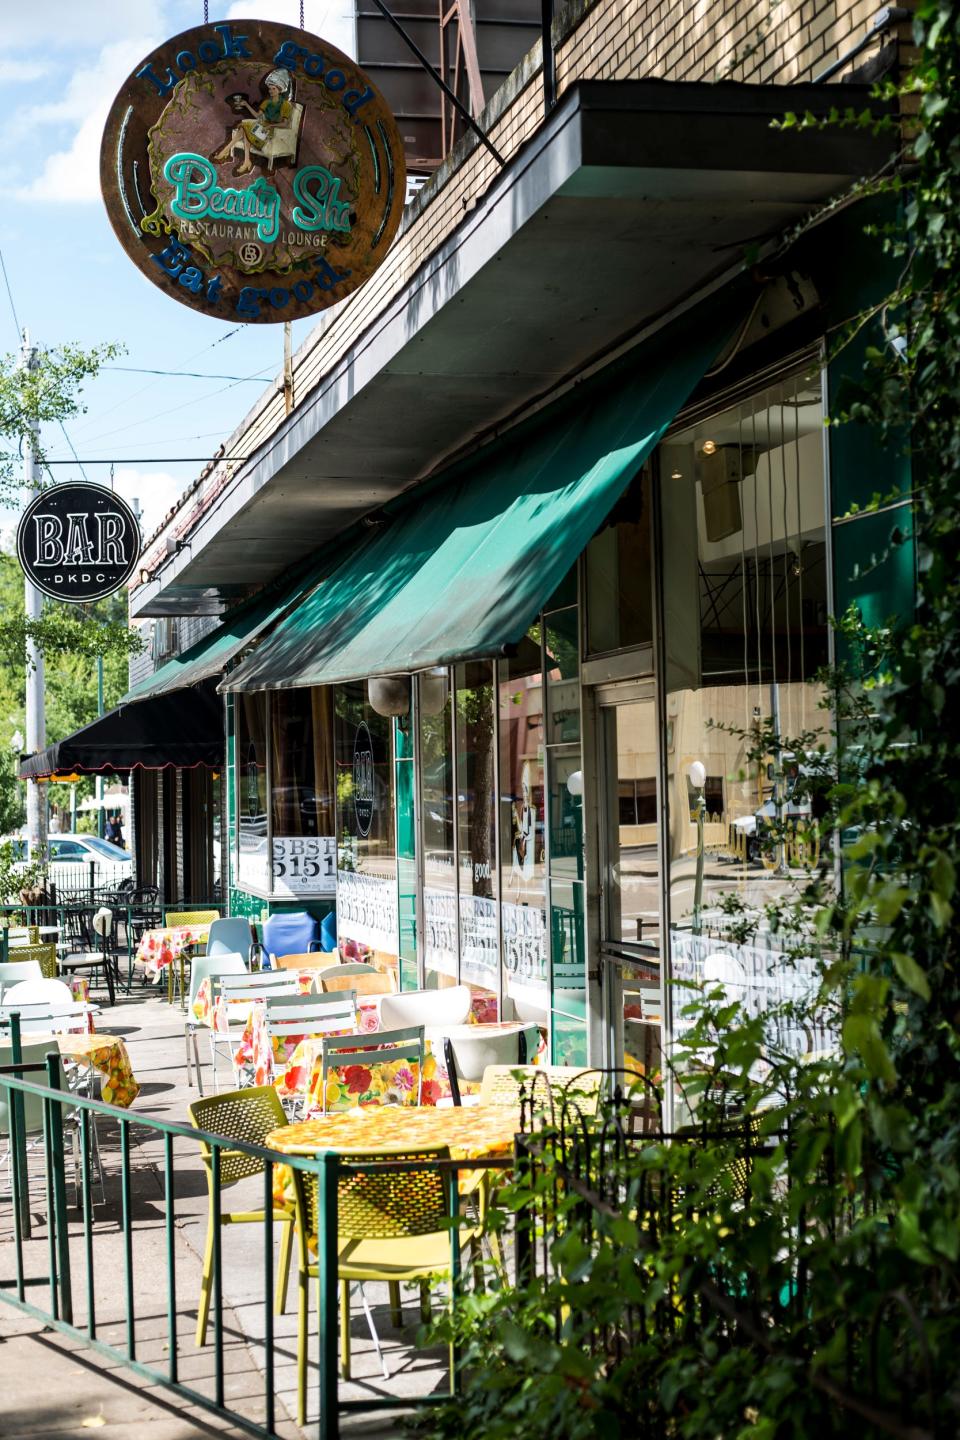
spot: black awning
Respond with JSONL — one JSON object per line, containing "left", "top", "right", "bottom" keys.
{"left": 19, "top": 682, "right": 224, "bottom": 781}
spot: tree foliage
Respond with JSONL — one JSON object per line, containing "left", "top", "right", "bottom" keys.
{"left": 0, "top": 340, "right": 121, "bottom": 502}
{"left": 415, "top": 6, "right": 960, "bottom": 1437}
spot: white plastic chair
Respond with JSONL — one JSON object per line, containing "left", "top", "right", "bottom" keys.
{"left": 0, "top": 960, "right": 44, "bottom": 1003}
{"left": 438, "top": 1023, "right": 542, "bottom": 1105}
{"left": 379, "top": 984, "right": 472, "bottom": 1029}
{"left": 0, "top": 1037, "right": 98, "bottom": 1207}
{"left": 185, "top": 951, "right": 249, "bottom": 1094}
{"left": 3, "top": 978, "right": 74, "bottom": 1006}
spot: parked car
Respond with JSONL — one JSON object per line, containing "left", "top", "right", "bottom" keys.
{"left": 1, "top": 832, "right": 133, "bottom": 889}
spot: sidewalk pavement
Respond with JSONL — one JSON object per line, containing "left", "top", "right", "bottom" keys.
{"left": 1, "top": 986, "right": 451, "bottom": 1438}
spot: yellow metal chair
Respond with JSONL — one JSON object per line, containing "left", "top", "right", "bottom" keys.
{"left": 291, "top": 1143, "right": 483, "bottom": 1423}
{"left": 163, "top": 909, "right": 221, "bottom": 1007}
{"left": 479, "top": 1063, "right": 603, "bottom": 1115}
{"left": 188, "top": 1085, "right": 294, "bottom": 1346}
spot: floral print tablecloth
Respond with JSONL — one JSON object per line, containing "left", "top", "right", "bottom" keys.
{"left": 136, "top": 925, "right": 211, "bottom": 981}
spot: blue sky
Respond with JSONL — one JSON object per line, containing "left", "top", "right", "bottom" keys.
{"left": 0, "top": 0, "right": 356, "bottom": 541}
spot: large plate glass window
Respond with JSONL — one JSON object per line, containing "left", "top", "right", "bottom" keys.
{"left": 418, "top": 670, "right": 457, "bottom": 987}
{"left": 498, "top": 631, "right": 547, "bottom": 1025}
{"left": 659, "top": 361, "right": 832, "bottom": 1093}
{"left": 270, "top": 686, "right": 336, "bottom": 895}
{"left": 334, "top": 681, "right": 398, "bottom": 979}
{"left": 455, "top": 660, "right": 499, "bottom": 1021}
{"left": 236, "top": 691, "right": 269, "bottom": 891}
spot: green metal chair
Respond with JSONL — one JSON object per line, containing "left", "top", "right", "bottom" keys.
{"left": 290, "top": 1143, "right": 484, "bottom": 1424}
{"left": 187, "top": 1085, "right": 294, "bottom": 1346}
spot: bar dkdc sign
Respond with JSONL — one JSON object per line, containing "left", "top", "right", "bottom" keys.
{"left": 17, "top": 483, "right": 141, "bottom": 603}
{"left": 100, "top": 20, "right": 405, "bottom": 323}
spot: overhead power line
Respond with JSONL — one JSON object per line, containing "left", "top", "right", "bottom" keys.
{"left": 103, "top": 365, "right": 273, "bottom": 381}
{"left": 0, "top": 246, "right": 22, "bottom": 337}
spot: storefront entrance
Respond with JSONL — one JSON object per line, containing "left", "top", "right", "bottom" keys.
{"left": 595, "top": 685, "right": 663, "bottom": 1086}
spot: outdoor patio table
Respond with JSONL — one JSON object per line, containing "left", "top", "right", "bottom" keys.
{"left": 136, "top": 923, "right": 212, "bottom": 1001}
{"left": 265, "top": 1103, "right": 521, "bottom": 1212}
{"left": 35, "top": 1031, "right": 140, "bottom": 1107}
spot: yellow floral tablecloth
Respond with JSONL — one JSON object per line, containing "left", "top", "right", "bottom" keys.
{"left": 136, "top": 924, "right": 211, "bottom": 981}
{"left": 56, "top": 1032, "right": 140, "bottom": 1107}
{"left": 266, "top": 1102, "right": 521, "bottom": 1158}
{"left": 266, "top": 1102, "right": 520, "bottom": 1212}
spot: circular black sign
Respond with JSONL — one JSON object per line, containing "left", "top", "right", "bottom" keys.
{"left": 353, "top": 721, "right": 375, "bottom": 838}
{"left": 17, "top": 483, "right": 141, "bottom": 603}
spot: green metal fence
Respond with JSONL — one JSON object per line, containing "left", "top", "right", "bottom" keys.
{"left": 0, "top": 1022, "right": 508, "bottom": 1439}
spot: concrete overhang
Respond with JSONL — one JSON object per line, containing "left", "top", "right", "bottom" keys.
{"left": 133, "top": 77, "right": 892, "bottom": 618}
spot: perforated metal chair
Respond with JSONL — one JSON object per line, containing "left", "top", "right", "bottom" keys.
{"left": 187, "top": 1085, "right": 295, "bottom": 1346}
{"left": 290, "top": 1143, "right": 484, "bottom": 1419}
{"left": 163, "top": 910, "right": 221, "bottom": 1007}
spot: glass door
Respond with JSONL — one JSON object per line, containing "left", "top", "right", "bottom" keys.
{"left": 598, "top": 691, "right": 663, "bottom": 1084}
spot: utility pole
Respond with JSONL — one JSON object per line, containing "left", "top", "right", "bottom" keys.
{"left": 97, "top": 655, "right": 105, "bottom": 838}
{"left": 20, "top": 331, "right": 47, "bottom": 863}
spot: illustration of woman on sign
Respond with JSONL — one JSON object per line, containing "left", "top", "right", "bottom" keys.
{"left": 212, "top": 68, "right": 297, "bottom": 176}
{"left": 510, "top": 761, "right": 537, "bottom": 900}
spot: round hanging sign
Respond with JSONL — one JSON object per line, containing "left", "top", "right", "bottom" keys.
{"left": 353, "top": 721, "right": 375, "bottom": 838}
{"left": 100, "top": 20, "right": 406, "bottom": 323}
{"left": 17, "top": 483, "right": 141, "bottom": 603}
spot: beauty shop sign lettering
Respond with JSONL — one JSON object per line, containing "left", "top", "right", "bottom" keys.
{"left": 100, "top": 21, "right": 405, "bottom": 322}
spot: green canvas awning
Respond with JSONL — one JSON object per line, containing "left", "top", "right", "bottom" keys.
{"left": 222, "top": 293, "right": 745, "bottom": 694}
{"left": 122, "top": 562, "right": 320, "bottom": 702}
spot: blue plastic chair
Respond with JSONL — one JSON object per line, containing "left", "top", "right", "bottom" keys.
{"left": 262, "top": 912, "right": 320, "bottom": 969}
{"left": 206, "top": 917, "right": 254, "bottom": 962}
{"left": 320, "top": 912, "right": 337, "bottom": 953}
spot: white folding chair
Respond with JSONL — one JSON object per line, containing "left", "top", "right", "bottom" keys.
{"left": 211, "top": 970, "right": 299, "bottom": 1088}
{"left": 319, "top": 1025, "right": 425, "bottom": 1112}
{"left": 264, "top": 991, "right": 358, "bottom": 1116}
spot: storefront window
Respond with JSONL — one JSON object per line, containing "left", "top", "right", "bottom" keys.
{"left": 585, "top": 466, "right": 654, "bottom": 655}
{"left": 270, "top": 686, "right": 335, "bottom": 896}
{"left": 455, "top": 661, "right": 498, "bottom": 1020}
{"left": 499, "top": 633, "right": 547, "bottom": 1021}
{"left": 659, "top": 362, "right": 831, "bottom": 1077}
{"left": 235, "top": 692, "right": 268, "bottom": 891}
{"left": 334, "top": 682, "right": 398, "bottom": 973}
{"left": 419, "top": 671, "right": 457, "bottom": 986}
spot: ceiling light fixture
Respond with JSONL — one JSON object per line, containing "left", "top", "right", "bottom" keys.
{"left": 701, "top": 439, "right": 717, "bottom": 456}
{"left": 670, "top": 467, "right": 683, "bottom": 480}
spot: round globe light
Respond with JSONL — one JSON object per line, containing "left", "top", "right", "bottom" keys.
{"left": 689, "top": 760, "right": 707, "bottom": 789}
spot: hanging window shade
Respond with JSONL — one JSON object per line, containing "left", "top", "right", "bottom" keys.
{"left": 222, "top": 290, "right": 748, "bottom": 694}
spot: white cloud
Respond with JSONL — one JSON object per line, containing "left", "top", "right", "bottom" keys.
{"left": 13, "top": 35, "right": 161, "bottom": 204}
{"left": 1, "top": 1, "right": 165, "bottom": 50}
{"left": 0, "top": 59, "right": 50, "bottom": 83}
{"left": 110, "top": 468, "right": 190, "bottom": 539}
{"left": 225, "top": 1, "right": 357, "bottom": 59}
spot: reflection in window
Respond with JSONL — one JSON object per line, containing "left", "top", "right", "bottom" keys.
{"left": 499, "top": 633, "right": 547, "bottom": 1018}
{"left": 585, "top": 466, "right": 654, "bottom": 655}
{"left": 455, "top": 661, "right": 498, "bottom": 1019}
{"left": 419, "top": 671, "right": 457, "bottom": 985}
{"left": 271, "top": 687, "right": 335, "bottom": 837}
{"left": 334, "top": 682, "right": 398, "bottom": 970}
{"left": 236, "top": 692, "right": 268, "bottom": 890}
{"left": 661, "top": 363, "right": 831, "bottom": 1074}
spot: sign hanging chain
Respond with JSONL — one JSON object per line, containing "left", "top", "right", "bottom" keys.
{"left": 300, "top": 1, "right": 305, "bottom": 27}
{"left": 204, "top": 1, "right": 208, "bottom": 23}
